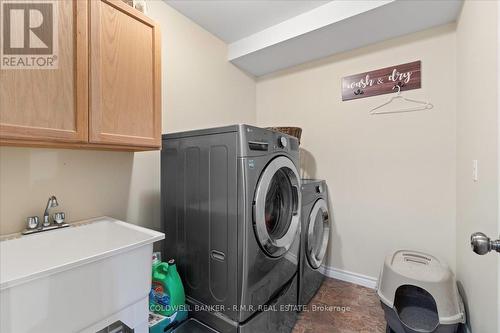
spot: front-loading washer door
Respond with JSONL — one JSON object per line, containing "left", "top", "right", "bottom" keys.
{"left": 253, "top": 156, "right": 301, "bottom": 258}
{"left": 306, "top": 198, "right": 330, "bottom": 269}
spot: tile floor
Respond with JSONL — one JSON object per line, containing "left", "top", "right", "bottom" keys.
{"left": 293, "top": 278, "right": 387, "bottom": 333}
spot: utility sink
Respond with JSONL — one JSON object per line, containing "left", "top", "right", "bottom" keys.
{"left": 0, "top": 217, "right": 164, "bottom": 333}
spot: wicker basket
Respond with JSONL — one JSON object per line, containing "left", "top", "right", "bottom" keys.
{"left": 266, "top": 127, "right": 302, "bottom": 145}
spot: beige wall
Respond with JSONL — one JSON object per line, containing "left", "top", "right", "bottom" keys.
{"left": 256, "top": 25, "right": 458, "bottom": 279}
{"left": 455, "top": 1, "right": 499, "bottom": 332}
{"left": 0, "top": 0, "right": 256, "bottom": 235}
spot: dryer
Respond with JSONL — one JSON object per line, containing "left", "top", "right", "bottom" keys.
{"left": 298, "top": 179, "right": 331, "bottom": 307}
{"left": 161, "top": 125, "right": 301, "bottom": 332}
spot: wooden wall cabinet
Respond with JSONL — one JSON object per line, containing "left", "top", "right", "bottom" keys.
{"left": 0, "top": 1, "right": 88, "bottom": 144}
{"left": 90, "top": 0, "right": 161, "bottom": 148}
{"left": 0, "top": 0, "right": 161, "bottom": 151}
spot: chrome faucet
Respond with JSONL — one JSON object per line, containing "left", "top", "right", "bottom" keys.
{"left": 22, "top": 195, "right": 68, "bottom": 235}
{"left": 42, "top": 195, "right": 59, "bottom": 229}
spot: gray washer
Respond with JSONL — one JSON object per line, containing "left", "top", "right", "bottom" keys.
{"left": 161, "top": 125, "right": 301, "bottom": 332}
{"left": 298, "top": 179, "right": 330, "bottom": 307}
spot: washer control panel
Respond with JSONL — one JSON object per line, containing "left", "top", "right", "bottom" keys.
{"left": 242, "top": 125, "right": 299, "bottom": 156}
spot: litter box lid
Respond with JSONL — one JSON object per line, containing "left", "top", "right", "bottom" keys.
{"left": 377, "top": 250, "right": 465, "bottom": 325}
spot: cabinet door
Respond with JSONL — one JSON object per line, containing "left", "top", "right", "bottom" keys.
{"left": 0, "top": 1, "right": 88, "bottom": 143}
{"left": 89, "top": 0, "right": 161, "bottom": 148}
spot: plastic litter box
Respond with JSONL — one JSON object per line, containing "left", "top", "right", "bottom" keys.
{"left": 377, "top": 250, "right": 465, "bottom": 333}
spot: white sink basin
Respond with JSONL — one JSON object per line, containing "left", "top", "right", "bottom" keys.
{"left": 0, "top": 217, "right": 164, "bottom": 333}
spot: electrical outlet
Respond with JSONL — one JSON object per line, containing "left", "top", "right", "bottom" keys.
{"left": 472, "top": 160, "right": 478, "bottom": 182}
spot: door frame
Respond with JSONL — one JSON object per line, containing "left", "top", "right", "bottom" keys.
{"left": 497, "top": 3, "right": 500, "bottom": 330}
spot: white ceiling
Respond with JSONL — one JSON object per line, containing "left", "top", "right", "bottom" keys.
{"left": 165, "top": 0, "right": 464, "bottom": 76}
{"left": 165, "top": 0, "right": 331, "bottom": 43}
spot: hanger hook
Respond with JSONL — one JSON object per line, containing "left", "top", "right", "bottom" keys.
{"left": 392, "top": 84, "right": 401, "bottom": 94}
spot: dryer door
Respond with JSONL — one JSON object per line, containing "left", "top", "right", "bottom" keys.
{"left": 254, "top": 156, "right": 301, "bottom": 258}
{"left": 306, "top": 199, "right": 330, "bottom": 269}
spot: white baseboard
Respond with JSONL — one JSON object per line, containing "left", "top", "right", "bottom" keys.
{"left": 319, "top": 265, "right": 378, "bottom": 290}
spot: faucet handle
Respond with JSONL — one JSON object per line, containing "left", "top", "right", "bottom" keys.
{"left": 53, "top": 212, "right": 65, "bottom": 225}
{"left": 27, "top": 216, "right": 40, "bottom": 230}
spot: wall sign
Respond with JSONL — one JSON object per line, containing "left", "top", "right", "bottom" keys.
{"left": 341, "top": 61, "right": 421, "bottom": 101}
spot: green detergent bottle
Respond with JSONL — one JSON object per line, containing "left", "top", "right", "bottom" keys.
{"left": 150, "top": 258, "right": 186, "bottom": 316}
